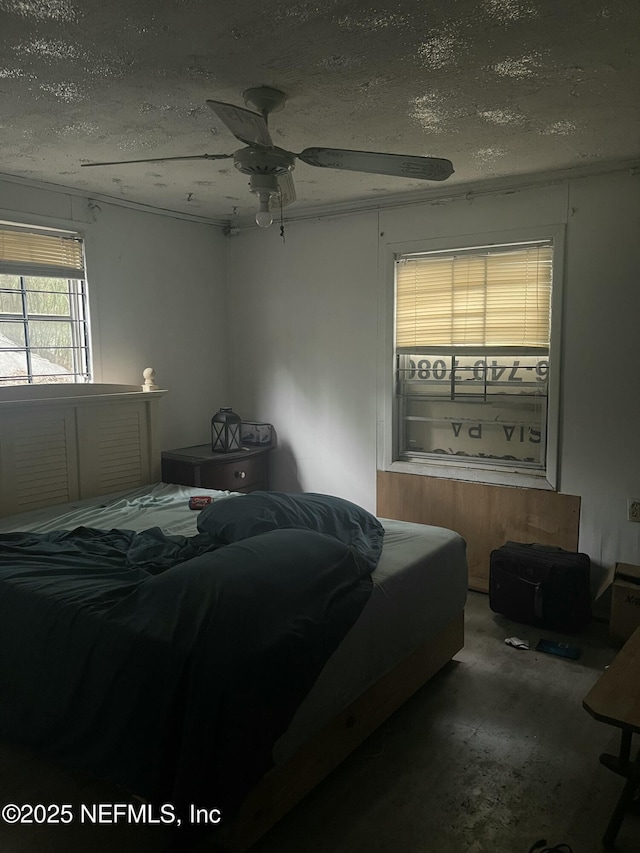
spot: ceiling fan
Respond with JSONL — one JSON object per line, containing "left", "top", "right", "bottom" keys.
{"left": 81, "top": 86, "right": 455, "bottom": 228}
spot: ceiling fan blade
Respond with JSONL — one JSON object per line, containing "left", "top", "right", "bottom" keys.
{"left": 277, "top": 171, "right": 296, "bottom": 207}
{"left": 206, "top": 99, "right": 273, "bottom": 148}
{"left": 81, "top": 153, "right": 233, "bottom": 167}
{"left": 297, "top": 148, "right": 454, "bottom": 181}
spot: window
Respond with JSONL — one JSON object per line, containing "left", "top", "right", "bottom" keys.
{"left": 392, "top": 235, "right": 559, "bottom": 486}
{"left": 0, "top": 227, "right": 90, "bottom": 386}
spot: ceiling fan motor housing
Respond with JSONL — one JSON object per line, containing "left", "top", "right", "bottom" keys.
{"left": 233, "top": 146, "right": 295, "bottom": 177}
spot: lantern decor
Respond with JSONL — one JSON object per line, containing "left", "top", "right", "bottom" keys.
{"left": 211, "top": 407, "right": 242, "bottom": 453}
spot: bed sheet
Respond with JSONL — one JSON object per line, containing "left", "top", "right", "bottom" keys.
{"left": 0, "top": 482, "right": 238, "bottom": 536}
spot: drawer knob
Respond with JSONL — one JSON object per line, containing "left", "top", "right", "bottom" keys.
{"left": 235, "top": 470, "right": 246, "bottom": 479}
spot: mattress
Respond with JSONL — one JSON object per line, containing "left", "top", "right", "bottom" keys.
{"left": 275, "top": 516, "right": 467, "bottom": 762}
{"left": 0, "top": 482, "right": 468, "bottom": 765}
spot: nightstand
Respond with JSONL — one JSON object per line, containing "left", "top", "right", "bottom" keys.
{"left": 161, "top": 444, "right": 271, "bottom": 493}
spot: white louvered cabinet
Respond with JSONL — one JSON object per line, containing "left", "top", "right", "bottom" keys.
{"left": 0, "top": 407, "right": 80, "bottom": 514}
{"left": 76, "top": 401, "right": 151, "bottom": 498}
{"left": 0, "top": 384, "right": 165, "bottom": 517}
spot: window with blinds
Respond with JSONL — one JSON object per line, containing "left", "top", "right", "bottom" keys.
{"left": 0, "top": 227, "right": 91, "bottom": 386}
{"left": 394, "top": 241, "right": 553, "bottom": 472}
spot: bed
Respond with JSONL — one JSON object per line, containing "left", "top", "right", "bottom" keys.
{"left": 0, "top": 378, "right": 468, "bottom": 851}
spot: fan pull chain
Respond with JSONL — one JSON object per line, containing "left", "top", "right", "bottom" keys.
{"left": 279, "top": 193, "right": 286, "bottom": 243}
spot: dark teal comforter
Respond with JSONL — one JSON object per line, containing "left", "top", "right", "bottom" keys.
{"left": 0, "top": 493, "right": 382, "bottom": 824}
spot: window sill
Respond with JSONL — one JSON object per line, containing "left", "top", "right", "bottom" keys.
{"left": 385, "top": 458, "right": 555, "bottom": 491}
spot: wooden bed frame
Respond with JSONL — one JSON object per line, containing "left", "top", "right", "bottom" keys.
{"left": 0, "top": 374, "right": 465, "bottom": 850}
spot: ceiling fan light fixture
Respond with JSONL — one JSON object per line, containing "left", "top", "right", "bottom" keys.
{"left": 255, "top": 191, "right": 274, "bottom": 228}
{"left": 249, "top": 174, "right": 280, "bottom": 229}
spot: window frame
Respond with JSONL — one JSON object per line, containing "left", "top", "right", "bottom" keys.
{"left": 0, "top": 226, "right": 91, "bottom": 386}
{"left": 377, "top": 225, "right": 565, "bottom": 490}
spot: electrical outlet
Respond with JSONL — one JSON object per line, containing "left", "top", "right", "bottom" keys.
{"left": 628, "top": 499, "right": 640, "bottom": 522}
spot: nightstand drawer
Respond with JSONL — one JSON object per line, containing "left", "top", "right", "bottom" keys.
{"left": 199, "top": 454, "right": 267, "bottom": 492}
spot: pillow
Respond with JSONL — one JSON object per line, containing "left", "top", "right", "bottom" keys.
{"left": 196, "top": 491, "right": 384, "bottom": 574}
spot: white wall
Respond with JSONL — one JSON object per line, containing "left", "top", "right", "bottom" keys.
{"left": 226, "top": 213, "right": 380, "bottom": 507}
{"left": 227, "top": 170, "right": 640, "bottom": 577}
{"left": 0, "top": 179, "right": 228, "bottom": 449}
{"left": 559, "top": 173, "right": 640, "bottom": 570}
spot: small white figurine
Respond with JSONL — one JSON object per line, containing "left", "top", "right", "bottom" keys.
{"left": 142, "top": 367, "right": 159, "bottom": 391}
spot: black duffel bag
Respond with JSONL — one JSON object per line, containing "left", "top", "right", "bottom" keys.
{"left": 489, "top": 541, "right": 591, "bottom": 631}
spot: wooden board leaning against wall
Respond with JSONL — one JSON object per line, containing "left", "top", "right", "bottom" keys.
{"left": 377, "top": 471, "right": 581, "bottom": 592}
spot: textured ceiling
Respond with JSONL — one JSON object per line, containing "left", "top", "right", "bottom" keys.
{"left": 1, "top": 0, "right": 639, "bottom": 226}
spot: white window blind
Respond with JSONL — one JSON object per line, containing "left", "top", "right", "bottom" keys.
{"left": 0, "top": 229, "right": 85, "bottom": 279}
{"left": 396, "top": 242, "right": 553, "bottom": 350}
